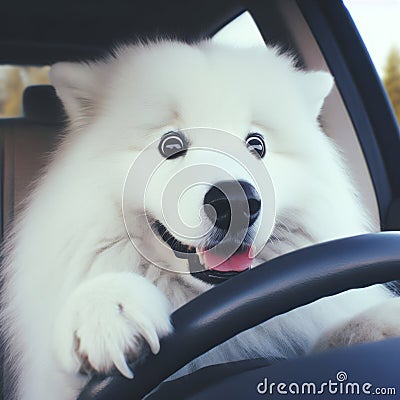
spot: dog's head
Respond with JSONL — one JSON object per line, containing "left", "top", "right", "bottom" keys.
{"left": 120, "top": 125, "right": 277, "bottom": 284}
{"left": 49, "top": 40, "right": 351, "bottom": 285}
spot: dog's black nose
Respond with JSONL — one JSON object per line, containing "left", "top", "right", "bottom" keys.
{"left": 203, "top": 180, "right": 261, "bottom": 230}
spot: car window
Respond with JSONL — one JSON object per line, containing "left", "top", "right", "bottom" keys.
{"left": 0, "top": 65, "right": 50, "bottom": 117}
{"left": 344, "top": 0, "right": 400, "bottom": 124}
{"left": 213, "top": 11, "right": 265, "bottom": 47}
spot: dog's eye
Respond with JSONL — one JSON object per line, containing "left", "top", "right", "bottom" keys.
{"left": 246, "top": 133, "right": 266, "bottom": 158}
{"left": 159, "top": 132, "right": 187, "bottom": 159}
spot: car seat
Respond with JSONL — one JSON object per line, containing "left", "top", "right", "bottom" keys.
{"left": 0, "top": 85, "right": 65, "bottom": 235}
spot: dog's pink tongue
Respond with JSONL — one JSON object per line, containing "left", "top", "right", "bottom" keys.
{"left": 203, "top": 249, "right": 253, "bottom": 272}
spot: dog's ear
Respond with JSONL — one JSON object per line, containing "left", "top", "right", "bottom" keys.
{"left": 298, "top": 71, "right": 334, "bottom": 118}
{"left": 50, "top": 61, "right": 101, "bottom": 124}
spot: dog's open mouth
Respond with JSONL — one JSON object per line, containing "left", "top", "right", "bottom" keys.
{"left": 154, "top": 221, "right": 253, "bottom": 285}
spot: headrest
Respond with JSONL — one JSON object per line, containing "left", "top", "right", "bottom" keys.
{"left": 23, "top": 85, "right": 66, "bottom": 125}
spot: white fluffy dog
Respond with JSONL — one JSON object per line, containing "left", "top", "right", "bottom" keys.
{"left": 1, "top": 40, "right": 399, "bottom": 400}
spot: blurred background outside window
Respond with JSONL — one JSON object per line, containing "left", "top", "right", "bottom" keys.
{"left": 0, "top": 66, "right": 49, "bottom": 117}
{"left": 345, "top": 0, "right": 400, "bottom": 124}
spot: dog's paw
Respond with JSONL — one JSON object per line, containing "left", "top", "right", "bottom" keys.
{"left": 312, "top": 297, "right": 400, "bottom": 353}
{"left": 53, "top": 272, "right": 172, "bottom": 378}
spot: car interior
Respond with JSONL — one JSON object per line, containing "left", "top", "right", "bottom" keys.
{"left": 1, "top": 0, "right": 400, "bottom": 399}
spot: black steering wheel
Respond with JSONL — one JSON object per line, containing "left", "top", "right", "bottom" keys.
{"left": 78, "top": 232, "right": 400, "bottom": 400}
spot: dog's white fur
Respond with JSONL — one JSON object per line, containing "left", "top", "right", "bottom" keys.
{"left": 1, "top": 40, "right": 397, "bottom": 400}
